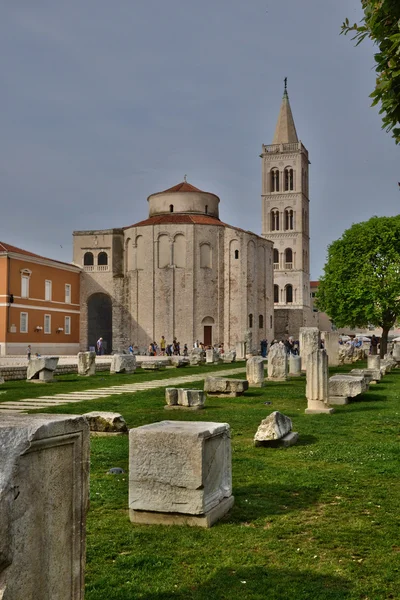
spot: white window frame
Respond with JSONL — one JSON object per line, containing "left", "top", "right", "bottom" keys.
{"left": 20, "top": 312, "right": 28, "bottom": 333}
{"left": 65, "top": 284, "right": 71, "bottom": 304}
{"left": 45, "top": 280, "right": 52, "bottom": 301}
{"left": 44, "top": 314, "right": 51, "bottom": 334}
{"left": 21, "top": 275, "right": 30, "bottom": 299}
{"left": 65, "top": 316, "right": 71, "bottom": 335}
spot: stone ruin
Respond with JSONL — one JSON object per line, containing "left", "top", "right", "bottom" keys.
{"left": 83, "top": 411, "right": 128, "bottom": 435}
{"left": 299, "top": 327, "right": 320, "bottom": 372}
{"left": 254, "top": 411, "right": 298, "bottom": 447}
{"left": 246, "top": 356, "right": 265, "bottom": 387}
{"left": 267, "top": 343, "right": 288, "bottom": 381}
{"left": 204, "top": 376, "right": 249, "bottom": 398}
{"left": 0, "top": 414, "right": 89, "bottom": 599}
{"left": 165, "top": 388, "right": 205, "bottom": 410}
{"left": 205, "top": 349, "right": 222, "bottom": 365}
{"left": 222, "top": 350, "right": 236, "bottom": 364}
{"left": 189, "top": 349, "right": 206, "bottom": 366}
{"left": 26, "top": 356, "right": 59, "bottom": 383}
{"left": 305, "top": 349, "right": 334, "bottom": 414}
{"left": 288, "top": 354, "right": 301, "bottom": 377}
{"left": 169, "top": 356, "right": 190, "bottom": 368}
{"left": 129, "top": 421, "right": 234, "bottom": 527}
{"left": 322, "top": 331, "right": 340, "bottom": 367}
{"left": 328, "top": 374, "right": 368, "bottom": 405}
{"left": 78, "top": 351, "right": 96, "bottom": 377}
{"left": 110, "top": 354, "right": 137, "bottom": 374}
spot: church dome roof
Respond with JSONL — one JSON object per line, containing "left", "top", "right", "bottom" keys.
{"left": 147, "top": 179, "right": 220, "bottom": 219}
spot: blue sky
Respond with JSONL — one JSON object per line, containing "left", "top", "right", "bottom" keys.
{"left": 1, "top": 0, "right": 398, "bottom": 278}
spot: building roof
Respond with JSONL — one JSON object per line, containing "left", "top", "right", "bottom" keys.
{"left": 0, "top": 241, "right": 77, "bottom": 268}
{"left": 272, "top": 86, "right": 299, "bottom": 145}
{"left": 123, "top": 214, "right": 267, "bottom": 240}
{"left": 147, "top": 180, "right": 220, "bottom": 201}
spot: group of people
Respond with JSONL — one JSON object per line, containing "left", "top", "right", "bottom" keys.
{"left": 261, "top": 337, "right": 300, "bottom": 357}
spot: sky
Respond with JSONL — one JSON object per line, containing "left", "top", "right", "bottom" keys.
{"left": 1, "top": 0, "right": 398, "bottom": 279}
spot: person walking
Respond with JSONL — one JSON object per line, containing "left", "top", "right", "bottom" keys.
{"left": 27, "top": 345, "right": 31, "bottom": 360}
{"left": 160, "top": 336, "right": 166, "bottom": 355}
{"left": 96, "top": 337, "right": 103, "bottom": 356}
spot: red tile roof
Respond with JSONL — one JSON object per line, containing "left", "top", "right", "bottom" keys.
{"left": 148, "top": 181, "right": 220, "bottom": 201}
{"left": 0, "top": 241, "right": 77, "bottom": 268}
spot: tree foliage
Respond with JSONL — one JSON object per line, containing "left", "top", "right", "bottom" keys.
{"left": 341, "top": 0, "right": 400, "bottom": 144}
{"left": 316, "top": 216, "right": 400, "bottom": 354}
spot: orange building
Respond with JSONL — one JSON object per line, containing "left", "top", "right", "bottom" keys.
{"left": 0, "top": 242, "right": 81, "bottom": 356}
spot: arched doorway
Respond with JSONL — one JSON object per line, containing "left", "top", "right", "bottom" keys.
{"left": 87, "top": 293, "right": 112, "bottom": 353}
{"left": 201, "top": 316, "right": 215, "bottom": 347}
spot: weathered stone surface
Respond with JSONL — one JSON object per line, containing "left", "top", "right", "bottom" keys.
{"left": 206, "top": 349, "right": 221, "bottom": 364}
{"left": 165, "top": 388, "right": 205, "bottom": 409}
{"left": 244, "top": 329, "right": 253, "bottom": 356}
{"left": 223, "top": 350, "right": 236, "bottom": 363}
{"left": 305, "top": 349, "right": 334, "bottom": 414}
{"left": 83, "top": 411, "right": 128, "bottom": 433}
{"left": 204, "top": 377, "right": 249, "bottom": 397}
{"left": 322, "top": 332, "right": 340, "bottom": 367}
{"left": 110, "top": 354, "right": 137, "bottom": 374}
{"left": 338, "top": 344, "right": 354, "bottom": 365}
{"left": 254, "top": 411, "right": 292, "bottom": 441}
{"left": 129, "top": 421, "right": 233, "bottom": 527}
{"left": 392, "top": 343, "right": 400, "bottom": 362}
{"left": 350, "top": 368, "right": 381, "bottom": 383}
{"left": 384, "top": 354, "right": 397, "bottom": 368}
{"left": 170, "top": 356, "right": 190, "bottom": 368}
{"left": 78, "top": 351, "right": 96, "bottom": 376}
{"left": 0, "top": 377, "right": 4, "bottom": 384}
{"left": 141, "top": 361, "right": 165, "bottom": 371}
{"left": 189, "top": 349, "right": 206, "bottom": 366}
{"left": 235, "top": 342, "right": 246, "bottom": 360}
{"left": 289, "top": 355, "right": 301, "bottom": 376}
{"left": 368, "top": 355, "right": 381, "bottom": 371}
{"left": 246, "top": 357, "right": 265, "bottom": 387}
{"left": 267, "top": 344, "right": 288, "bottom": 380}
{"left": 0, "top": 414, "right": 89, "bottom": 599}
{"left": 26, "top": 356, "right": 59, "bottom": 382}
{"left": 299, "top": 327, "right": 320, "bottom": 372}
{"left": 328, "top": 374, "right": 367, "bottom": 404}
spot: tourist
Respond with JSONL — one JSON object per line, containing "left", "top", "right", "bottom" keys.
{"left": 96, "top": 337, "right": 103, "bottom": 355}
{"left": 26, "top": 344, "right": 31, "bottom": 360}
{"left": 160, "top": 335, "right": 166, "bottom": 355}
{"left": 128, "top": 343, "right": 134, "bottom": 354}
{"left": 260, "top": 339, "right": 268, "bottom": 358}
{"left": 183, "top": 344, "right": 188, "bottom": 356}
{"left": 370, "top": 335, "right": 378, "bottom": 355}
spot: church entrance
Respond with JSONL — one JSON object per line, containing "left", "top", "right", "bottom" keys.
{"left": 87, "top": 293, "right": 112, "bottom": 354}
{"left": 203, "top": 326, "right": 212, "bottom": 347}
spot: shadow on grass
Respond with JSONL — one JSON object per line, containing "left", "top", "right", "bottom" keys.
{"left": 352, "top": 392, "right": 387, "bottom": 403}
{"left": 296, "top": 434, "right": 318, "bottom": 446}
{"left": 228, "top": 483, "right": 321, "bottom": 522}
{"left": 143, "top": 566, "right": 350, "bottom": 600}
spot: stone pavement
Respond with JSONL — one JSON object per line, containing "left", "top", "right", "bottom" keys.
{"left": 0, "top": 367, "right": 246, "bottom": 414}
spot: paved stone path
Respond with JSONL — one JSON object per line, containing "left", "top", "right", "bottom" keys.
{"left": 0, "top": 367, "right": 246, "bottom": 414}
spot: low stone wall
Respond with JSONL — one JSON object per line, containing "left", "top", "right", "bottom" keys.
{"left": 0, "top": 361, "right": 111, "bottom": 381}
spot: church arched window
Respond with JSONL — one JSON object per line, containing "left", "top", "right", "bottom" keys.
{"left": 274, "top": 285, "right": 279, "bottom": 303}
{"left": 284, "top": 248, "right": 293, "bottom": 269}
{"left": 248, "top": 314, "right": 253, "bottom": 328}
{"left": 169, "top": 204, "right": 174, "bottom": 213}
{"left": 271, "top": 209, "right": 279, "bottom": 231}
{"left": 285, "top": 208, "right": 294, "bottom": 230}
{"left": 83, "top": 252, "right": 94, "bottom": 266}
{"left": 234, "top": 249, "right": 239, "bottom": 260}
{"left": 98, "top": 252, "right": 108, "bottom": 266}
{"left": 259, "top": 314, "right": 264, "bottom": 329}
{"left": 273, "top": 248, "right": 279, "bottom": 269}
{"left": 285, "top": 284, "right": 293, "bottom": 304}
{"left": 270, "top": 168, "right": 280, "bottom": 192}
{"left": 284, "top": 168, "right": 294, "bottom": 191}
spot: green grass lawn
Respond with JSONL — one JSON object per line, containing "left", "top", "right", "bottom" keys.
{"left": 6, "top": 362, "right": 400, "bottom": 599}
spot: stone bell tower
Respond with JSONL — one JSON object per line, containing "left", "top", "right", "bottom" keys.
{"left": 261, "top": 80, "right": 313, "bottom": 338}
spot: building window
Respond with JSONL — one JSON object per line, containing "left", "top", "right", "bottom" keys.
{"left": 205, "top": 205, "right": 208, "bottom": 214}
{"left": 271, "top": 209, "right": 279, "bottom": 231}
{"left": 234, "top": 249, "right": 239, "bottom": 259}
{"left": 21, "top": 275, "right": 29, "bottom": 298}
{"left": 45, "top": 280, "right": 52, "bottom": 301}
{"left": 273, "top": 248, "right": 279, "bottom": 270}
{"left": 271, "top": 168, "right": 280, "bottom": 192}
{"left": 285, "top": 209, "right": 294, "bottom": 230}
{"left": 98, "top": 252, "right": 108, "bottom": 266}
{"left": 274, "top": 285, "right": 279, "bottom": 303}
{"left": 65, "top": 284, "right": 71, "bottom": 303}
{"left": 20, "top": 312, "right": 28, "bottom": 333}
{"left": 286, "top": 284, "right": 293, "bottom": 304}
{"left": 169, "top": 204, "right": 174, "bottom": 213}
{"left": 248, "top": 314, "right": 253, "bottom": 328}
{"left": 44, "top": 314, "right": 51, "bottom": 334}
{"left": 270, "top": 315, "right": 273, "bottom": 328}
{"left": 83, "top": 252, "right": 94, "bottom": 266}
{"left": 259, "top": 315, "right": 264, "bottom": 329}
{"left": 65, "top": 316, "right": 71, "bottom": 335}
{"left": 284, "top": 168, "right": 294, "bottom": 191}
{"left": 284, "top": 248, "right": 293, "bottom": 269}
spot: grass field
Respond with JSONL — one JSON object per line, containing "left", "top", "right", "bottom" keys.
{"left": 3, "top": 362, "right": 400, "bottom": 599}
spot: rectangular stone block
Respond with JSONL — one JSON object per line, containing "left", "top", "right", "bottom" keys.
{"left": 204, "top": 377, "right": 249, "bottom": 397}
{"left": 78, "top": 351, "right": 96, "bottom": 376}
{"left": 246, "top": 357, "right": 265, "bottom": 387}
{"left": 299, "top": 327, "right": 320, "bottom": 372}
{"left": 329, "top": 374, "right": 368, "bottom": 400}
{"left": 129, "top": 421, "right": 233, "bottom": 526}
{"left": 0, "top": 414, "right": 90, "bottom": 600}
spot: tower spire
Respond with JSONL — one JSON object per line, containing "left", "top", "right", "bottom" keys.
{"left": 272, "top": 79, "right": 298, "bottom": 145}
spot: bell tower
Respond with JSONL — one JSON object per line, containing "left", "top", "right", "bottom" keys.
{"left": 261, "top": 81, "right": 312, "bottom": 337}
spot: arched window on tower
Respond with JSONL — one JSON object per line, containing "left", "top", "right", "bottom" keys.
{"left": 234, "top": 249, "right": 239, "bottom": 260}
{"left": 270, "top": 168, "right": 280, "bottom": 192}
{"left": 248, "top": 314, "right": 253, "bottom": 328}
{"left": 83, "top": 252, "right": 94, "bottom": 266}
{"left": 284, "top": 208, "right": 294, "bottom": 231}
{"left": 284, "top": 168, "right": 294, "bottom": 191}
{"left": 98, "top": 252, "right": 108, "bottom": 266}
{"left": 285, "top": 284, "right": 293, "bottom": 304}
{"left": 273, "top": 248, "right": 279, "bottom": 270}
{"left": 270, "top": 209, "right": 279, "bottom": 231}
{"left": 169, "top": 204, "right": 174, "bottom": 213}
{"left": 274, "top": 284, "right": 279, "bottom": 303}
{"left": 284, "top": 248, "right": 293, "bottom": 269}
{"left": 259, "top": 314, "right": 264, "bottom": 329}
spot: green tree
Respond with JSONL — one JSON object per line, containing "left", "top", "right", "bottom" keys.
{"left": 316, "top": 215, "right": 400, "bottom": 356}
{"left": 341, "top": 0, "right": 400, "bottom": 144}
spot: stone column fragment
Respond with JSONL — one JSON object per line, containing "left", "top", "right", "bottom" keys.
{"left": 267, "top": 344, "right": 288, "bottom": 380}
{"left": 246, "top": 357, "right": 265, "bottom": 387}
{"left": 289, "top": 355, "right": 301, "bottom": 377}
{"left": 299, "top": 327, "right": 320, "bottom": 372}
{"left": 305, "top": 349, "right": 334, "bottom": 414}
{"left": 78, "top": 351, "right": 96, "bottom": 376}
{"left": 322, "top": 332, "right": 340, "bottom": 367}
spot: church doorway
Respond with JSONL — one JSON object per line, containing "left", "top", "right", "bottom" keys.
{"left": 201, "top": 316, "right": 214, "bottom": 347}
{"left": 87, "top": 293, "right": 112, "bottom": 354}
